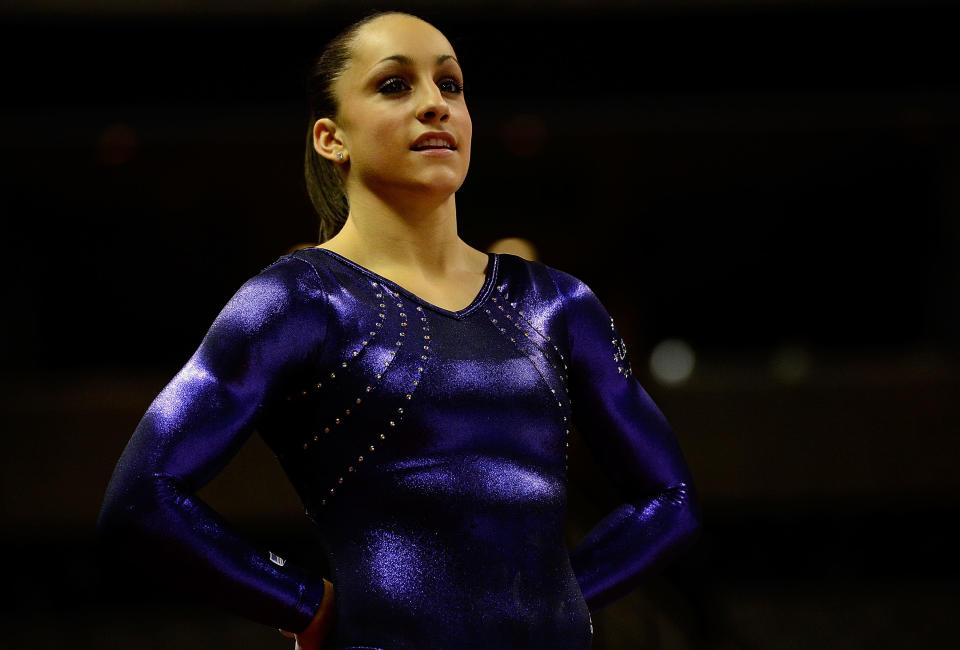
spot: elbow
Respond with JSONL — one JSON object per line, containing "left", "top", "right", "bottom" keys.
{"left": 97, "top": 471, "right": 179, "bottom": 555}
{"left": 97, "top": 477, "right": 146, "bottom": 553}
{"left": 96, "top": 471, "right": 198, "bottom": 591}
{"left": 96, "top": 472, "right": 178, "bottom": 591}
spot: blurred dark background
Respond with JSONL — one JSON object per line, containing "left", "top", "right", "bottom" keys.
{"left": 1, "top": 1, "right": 958, "bottom": 648}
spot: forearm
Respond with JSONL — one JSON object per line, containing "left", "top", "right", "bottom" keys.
{"left": 98, "top": 469, "right": 326, "bottom": 633}
{"left": 569, "top": 482, "right": 701, "bottom": 612}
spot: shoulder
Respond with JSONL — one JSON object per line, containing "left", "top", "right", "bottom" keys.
{"left": 251, "top": 251, "right": 329, "bottom": 298}
{"left": 494, "top": 253, "right": 596, "bottom": 307}
{"left": 207, "top": 253, "right": 330, "bottom": 344}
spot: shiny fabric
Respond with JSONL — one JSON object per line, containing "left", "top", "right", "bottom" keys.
{"left": 97, "top": 248, "right": 701, "bottom": 650}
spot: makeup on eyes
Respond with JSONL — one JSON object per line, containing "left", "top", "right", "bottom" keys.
{"left": 370, "top": 54, "right": 463, "bottom": 93}
{"left": 376, "top": 75, "right": 464, "bottom": 95}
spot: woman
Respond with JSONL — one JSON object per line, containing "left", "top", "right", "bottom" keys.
{"left": 97, "top": 11, "right": 701, "bottom": 650}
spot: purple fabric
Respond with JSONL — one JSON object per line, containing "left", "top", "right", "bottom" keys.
{"left": 98, "top": 248, "right": 700, "bottom": 649}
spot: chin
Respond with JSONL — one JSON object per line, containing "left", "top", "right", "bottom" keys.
{"left": 409, "top": 172, "right": 468, "bottom": 197}
{"left": 363, "top": 167, "right": 468, "bottom": 202}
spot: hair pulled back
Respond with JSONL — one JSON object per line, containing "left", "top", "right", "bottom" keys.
{"left": 304, "top": 10, "right": 419, "bottom": 243}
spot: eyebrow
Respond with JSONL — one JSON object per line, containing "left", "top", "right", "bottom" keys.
{"left": 376, "top": 54, "right": 461, "bottom": 68}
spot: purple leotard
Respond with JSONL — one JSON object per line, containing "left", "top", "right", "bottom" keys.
{"left": 97, "top": 248, "right": 701, "bottom": 650}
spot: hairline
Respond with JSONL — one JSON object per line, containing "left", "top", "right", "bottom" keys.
{"left": 341, "top": 13, "right": 458, "bottom": 76}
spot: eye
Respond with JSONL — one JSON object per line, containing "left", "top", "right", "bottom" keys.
{"left": 377, "top": 76, "right": 410, "bottom": 94}
{"left": 439, "top": 78, "right": 464, "bottom": 94}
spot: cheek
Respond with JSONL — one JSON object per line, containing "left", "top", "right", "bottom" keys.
{"left": 360, "top": 117, "right": 408, "bottom": 165}
{"left": 460, "top": 109, "right": 473, "bottom": 161}
{"left": 461, "top": 106, "right": 473, "bottom": 138}
{"left": 368, "top": 118, "right": 399, "bottom": 142}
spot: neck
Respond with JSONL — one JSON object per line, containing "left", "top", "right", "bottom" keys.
{"left": 320, "top": 188, "right": 476, "bottom": 276}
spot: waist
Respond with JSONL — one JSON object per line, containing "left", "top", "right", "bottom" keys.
{"left": 309, "top": 454, "right": 588, "bottom": 648}
{"left": 328, "top": 535, "right": 590, "bottom": 650}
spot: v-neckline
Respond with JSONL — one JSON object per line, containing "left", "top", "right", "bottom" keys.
{"left": 310, "top": 247, "right": 499, "bottom": 320}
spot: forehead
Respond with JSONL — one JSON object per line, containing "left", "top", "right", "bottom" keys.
{"left": 348, "top": 15, "right": 456, "bottom": 71}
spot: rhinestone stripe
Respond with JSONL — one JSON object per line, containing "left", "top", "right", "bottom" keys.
{"left": 289, "top": 281, "right": 395, "bottom": 452}
{"left": 311, "top": 286, "right": 432, "bottom": 511}
{"left": 284, "top": 285, "right": 386, "bottom": 402}
{"left": 493, "top": 287, "right": 569, "bottom": 384}
{"left": 482, "top": 299, "right": 572, "bottom": 471}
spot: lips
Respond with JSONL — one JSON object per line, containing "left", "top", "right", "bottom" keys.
{"left": 410, "top": 132, "right": 457, "bottom": 151}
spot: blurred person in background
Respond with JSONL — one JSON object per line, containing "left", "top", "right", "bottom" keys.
{"left": 98, "top": 10, "right": 700, "bottom": 650}
{"left": 486, "top": 236, "right": 540, "bottom": 261}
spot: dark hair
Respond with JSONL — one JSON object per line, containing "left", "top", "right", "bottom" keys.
{"left": 304, "top": 10, "right": 422, "bottom": 243}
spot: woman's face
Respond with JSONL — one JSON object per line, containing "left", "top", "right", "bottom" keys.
{"left": 325, "top": 14, "right": 472, "bottom": 201}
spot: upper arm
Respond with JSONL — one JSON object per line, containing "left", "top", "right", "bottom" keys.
{"left": 115, "top": 255, "right": 330, "bottom": 496}
{"left": 548, "top": 267, "right": 695, "bottom": 498}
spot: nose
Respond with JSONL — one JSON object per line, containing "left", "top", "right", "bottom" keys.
{"left": 416, "top": 82, "right": 450, "bottom": 123}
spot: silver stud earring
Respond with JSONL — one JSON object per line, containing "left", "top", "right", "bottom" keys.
{"left": 337, "top": 152, "right": 344, "bottom": 160}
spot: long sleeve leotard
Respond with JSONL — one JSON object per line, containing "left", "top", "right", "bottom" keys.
{"left": 97, "top": 248, "right": 701, "bottom": 650}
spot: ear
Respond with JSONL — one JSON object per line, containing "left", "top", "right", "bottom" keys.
{"left": 313, "top": 118, "right": 348, "bottom": 163}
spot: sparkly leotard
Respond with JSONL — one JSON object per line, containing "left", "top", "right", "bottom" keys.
{"left": 97, "top": 248, "right": 701, "bottom": 650}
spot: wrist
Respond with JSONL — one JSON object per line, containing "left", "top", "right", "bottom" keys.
{"left": 299, "top": 578, "right": 335, "bottom": 638}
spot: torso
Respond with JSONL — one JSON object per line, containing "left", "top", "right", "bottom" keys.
{"left": 258, "top": 247, "right": 591, "bottom": 650}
